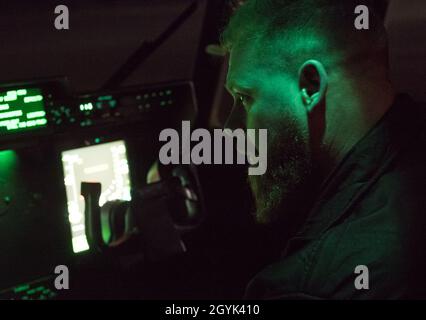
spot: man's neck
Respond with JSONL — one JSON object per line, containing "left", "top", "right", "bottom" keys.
{"left": 321, "top": 82, "right": 395, "bottom": 181}
{"left": 331, "top": 85, "right": 395, "bottom": 160}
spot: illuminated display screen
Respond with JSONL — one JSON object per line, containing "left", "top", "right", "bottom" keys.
{"left": 0, "top": 88, "right": 47, "bottom": 133}
{"left": 61, "top": 140, "right": 131, "bottom": 253}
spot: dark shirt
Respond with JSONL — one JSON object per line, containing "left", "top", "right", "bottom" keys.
{"left": 245, "top": 94, "right": 426, "bottom": 299}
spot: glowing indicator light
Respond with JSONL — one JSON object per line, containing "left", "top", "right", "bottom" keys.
{"left": 0, "top": 88, "right": 47, "bottom": 133}
{"left": 80, "top": 102, "right": 94, "bottom": 111}
{"left": 13, "top": 284, "right": 30, "bottom": 294}
{"left": 0, "top": 110, "right": 23, "bottom": 119}
{"left": 61, "top": 140, "right": 132, "bottom": 253}
{"left": 24, "top": 95, "right": 43, "bottom": 103}
{"left": 98, "top": 95, "right": 113, "bottom": 101}
{"left": 27, "top": 111, "right": 46, "bottom": 119}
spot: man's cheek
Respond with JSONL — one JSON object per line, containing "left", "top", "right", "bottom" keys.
{"left": 248, "top": 106, "right": 286, "bottom": 135}
{"left": 246, "top": 102, "right": 270, "bottom": 128}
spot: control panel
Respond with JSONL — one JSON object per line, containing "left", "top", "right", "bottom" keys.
{"left": 0, "top": 78, "right": 197, "bottom": 150}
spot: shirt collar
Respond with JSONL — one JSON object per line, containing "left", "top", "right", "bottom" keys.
{"left": 288, "top": 94, "right": 421, "bottom": 245}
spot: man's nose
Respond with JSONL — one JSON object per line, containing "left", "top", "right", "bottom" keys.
{"left": 224, "top": 104, "right": 246, "bottom": 130}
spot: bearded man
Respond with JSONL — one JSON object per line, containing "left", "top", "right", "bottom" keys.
{"left": 222, "top": 0, "right": 426, "bottom": 299}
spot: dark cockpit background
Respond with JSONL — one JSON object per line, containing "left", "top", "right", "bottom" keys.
{"left": 0, "top": 0, "right": 424, "bottom": 300}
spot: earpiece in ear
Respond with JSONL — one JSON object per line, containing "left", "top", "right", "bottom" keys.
{"left": 311, "top": 92, "right": 320, "bottom": 103}
{"left": 302, "top": 88, "right": 313, "bottom": 105}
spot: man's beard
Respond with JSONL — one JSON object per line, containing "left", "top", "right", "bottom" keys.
{"left": 249, "top": 120, "right": 313, "bottom": 226}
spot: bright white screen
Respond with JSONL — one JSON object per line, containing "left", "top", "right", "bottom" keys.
{"left": 61, "top": 140, "right": 131, "bottom": 253}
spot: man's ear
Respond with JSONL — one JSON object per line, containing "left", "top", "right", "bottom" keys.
{"left": 298, "top": 60, "right": 328, "bottom": 112}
